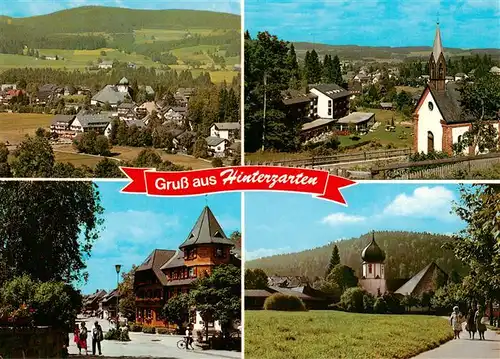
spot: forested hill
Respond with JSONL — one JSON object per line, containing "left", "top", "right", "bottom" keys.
{"left": 246, "top": 231, "right": 468, "bottom": 280}
{"left": 291, "top": 42, "right": 500, "bottom": 61}
{"left": 0, "top": 6, "right": 240, "bottom": 32}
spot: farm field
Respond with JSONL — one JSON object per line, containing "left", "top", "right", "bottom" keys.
{"left": 395, "top": 85, "right": 424, "bottom": 96}
{"left": 133, "top": 28, "right": 228, "bottom": 44}
{"left": 0, "top": 113, "right": 53, "bottom": 144}
{"left": 0, "top": 52, "right": 238, "bottom": 83}
{"left": 245, "top": 311, "right": 453, "bottom": 359}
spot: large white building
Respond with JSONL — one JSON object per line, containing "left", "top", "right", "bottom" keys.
{"left": 413, "top": 23, "right": 500, "bottom": 155}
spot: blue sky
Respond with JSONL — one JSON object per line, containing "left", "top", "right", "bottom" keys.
{"left": 1, "top": 0, "right": 240, "bottom": 17}
{"left": 245, "top": 0, "right": 500, "bottom": 49}
{"left": 78, "top": 182, "right": 241, "bottom": 294}
{"left": 245, "top": 183, "right": 467, "bottom": 260}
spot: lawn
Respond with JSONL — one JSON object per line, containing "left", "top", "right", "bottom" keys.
{"left": 245, "top": 311, "right": 453, "bottom": 359}
{"left": 0, "top": 113, "right": 53, "bottom": 144}
{"left": 337, "top": 108, "right": 413, "bottom": 148}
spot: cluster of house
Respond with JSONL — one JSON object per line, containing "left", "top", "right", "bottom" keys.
{"left": 282, "top": 84, "right": 375, "bottom": 141}
{"left": 44, "top": 77, "right": 240, "bottom": 156}
{"left": 0, "top": 84, "right": 24, "bottom": 105}
{"left": 81, "top": 206, "right": 241, "bottom": 332}
{"left": 245, "top": 232, "right": 451, "bottom": 311}
{"left": 82, "top": 289, "right": 119, "bottom": 320}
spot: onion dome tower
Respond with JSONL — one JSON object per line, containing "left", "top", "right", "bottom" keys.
{"left": 360, "top": 231, "right": 387, "bottom": 296}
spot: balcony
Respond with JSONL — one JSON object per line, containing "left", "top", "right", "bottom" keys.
{"left": 135, "top": 297, "right": 163, "bottom": 303}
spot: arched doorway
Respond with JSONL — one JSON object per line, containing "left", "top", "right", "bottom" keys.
{"left": 427, "top": 131, "right": 434, "bottom": 153}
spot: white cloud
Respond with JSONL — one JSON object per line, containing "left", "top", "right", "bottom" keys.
{"left": 321, "top": 212, "right": 366, "bottom": 226}
{"left": 383, "top": 186, "right": 455, "bottom": 220}
{"left": 245, "top": 247, "right": 292, "bottom": 260}
{"left": 92, "top": 210, "right": 179, "bottom": 255}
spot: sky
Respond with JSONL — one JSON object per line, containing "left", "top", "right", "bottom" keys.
{"left": 245, "top": 0, "right": 500, "bottom": 49}
{"left": 77, "top": 181, "right": 241, "bottom": 294}
{"left": 1, "top": 0, "right": 240, "bottom": 17}
{"left": 245, "top": 183, "right": 468, "bottom": 260}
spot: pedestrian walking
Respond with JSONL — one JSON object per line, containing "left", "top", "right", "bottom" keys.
{"left": 475, "top": 305, "right": 487, "bottom": 340}
{"left": 79, "top": 322, "right": 88, "bottom": 355}
{"left": 92, "top": 321, "right": 104, "bottom": 355}
{"left": 450, "top": 306, "right": 463, "bottom": 339}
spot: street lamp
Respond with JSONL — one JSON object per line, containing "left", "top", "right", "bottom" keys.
{"left": 115, "top": 264, "right": 121, "bottom": 329}
{"left": 262, "top": 72, "right": 267, "bottom": 151}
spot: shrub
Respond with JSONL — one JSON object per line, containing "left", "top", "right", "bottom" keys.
{"left": 263, "top": 293, "right": 306, "bottom": 311}
{"left": 104, "top": 328, "right": 130, "bottom": 341}
{"left": 129, "top": 323, "right": 143, "bottom": 332}
{"left": 340, "top": 287, "right": 367, "bottom": 313}
{"left": 211, "top": 157, "right": 224, "bottom": 167}
{"left": 156, "top": 327, "right": 170, "bottom": 335}
{"left": 383, "top": 293, "right": 404, "bottom": 314}
{"left": 374, "top": 297, "right": 388, "bottom": 314}
{"left": 363, "top": 293, "right": 375, "bottom": 313}
{"left": 350, "top": 135, "right": 361, "bottom": 141}
{"left": 142, "top": 326, "right": 156, "bottom": 334}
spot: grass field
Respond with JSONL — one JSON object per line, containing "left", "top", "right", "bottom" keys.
{"left": 395, "top": 86, "right": 425, "bottom": 96}
{"left": 55, "top": 144, "right": 212, "bottom": 170}
{"left": 0, "top": 113, "right": 53, "bottom": 144}
{"left": 53, "top": 151, "right": 106, "bottom": 168}
{"left": 245, "top": 311, "right": 453, "bottom": 359}
{"left": 133, "top": 28, "right": 227, "bottom": 44}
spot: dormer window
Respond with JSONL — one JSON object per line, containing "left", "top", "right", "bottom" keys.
{"left": 215, "top": 247, "right": 226, "bottom": 258}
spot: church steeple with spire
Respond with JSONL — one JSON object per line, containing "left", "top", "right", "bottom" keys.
{"left": 428, "top": 21, "right": 446, "bottom": 92}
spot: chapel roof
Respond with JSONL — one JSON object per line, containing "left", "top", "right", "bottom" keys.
{"left": 361, "top": 232, "right": 386, "bottom": 263}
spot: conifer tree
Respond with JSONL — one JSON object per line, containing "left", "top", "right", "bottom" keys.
{"left": 326, "top": 244, "right": 341, "bottom": 277}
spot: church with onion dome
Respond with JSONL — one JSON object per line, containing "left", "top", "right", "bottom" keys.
{"left": 359, "top": 231, "right": 387, "bottom": 296}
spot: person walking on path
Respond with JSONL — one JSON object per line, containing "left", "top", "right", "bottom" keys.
{"left": 185, "top": 324, "right": 194, "bottom": 350}
{"left": 79, "top": 322, "right": 89, "bottom": 355}
{"left": 92, "top": 321, "right": 104, "bottom": 355}
{"left": 450, "top": 306, "right": 463, "bottom": 339}
{"left": 475, "top": 305, "right": 487, "bottom": 340}
{"left": 466, "top": 307, "right": 477, "bottom": 339}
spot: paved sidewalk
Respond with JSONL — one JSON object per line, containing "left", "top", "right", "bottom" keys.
{"left": 69, "top": 317, "right": 241, "bottom": 359}
{"left": 412, "top": 324, "right": 500, "bottom": 359}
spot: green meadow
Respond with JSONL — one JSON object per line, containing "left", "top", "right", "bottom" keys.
{"left": 245, "top": 311, "right": 453, "bottom": 359}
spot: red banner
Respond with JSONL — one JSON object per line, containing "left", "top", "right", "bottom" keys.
{"left": 120, "top": 166, "right": 357, "bottom": 205}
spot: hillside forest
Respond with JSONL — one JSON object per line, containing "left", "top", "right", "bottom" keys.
{"left": 0, "top": 7, "right": 240, "bottom": 67}
{"left": 245, "top": 231, "right": 469, "bottom": 281}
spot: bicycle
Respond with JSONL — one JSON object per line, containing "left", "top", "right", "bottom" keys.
{"left": 177, "top": 337, "right": 194, "bottom": 350}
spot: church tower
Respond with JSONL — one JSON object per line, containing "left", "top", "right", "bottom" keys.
{"left": 428, "top": 22, "right": 446, "bottom": 92}
{"left": 359, "top": 231, "right": 387, "bottom": 296}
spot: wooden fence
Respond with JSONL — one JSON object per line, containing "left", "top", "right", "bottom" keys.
{"left": 247, "top": 148, "right": 411, "bottom": 167}
{"left": 371, "top": 153, "right": 500, "bottom": 179}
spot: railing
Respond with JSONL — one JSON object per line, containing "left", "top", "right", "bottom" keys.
{"left": 246, "top": 148, "right": 411, "bottom": 167}
{"left": 371, "top": 152, "right": 500, "bottom": 179}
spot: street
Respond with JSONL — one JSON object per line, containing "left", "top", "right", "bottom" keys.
{"left": 69, "top": 317, "right": 241, "bottom": 359}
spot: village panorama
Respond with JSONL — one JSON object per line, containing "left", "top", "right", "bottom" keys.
{"left": 0, "top": 5, "right": 241, "bottom": 178}
{"left": 245, "top": 24, "right": 500, "bottom": 179}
